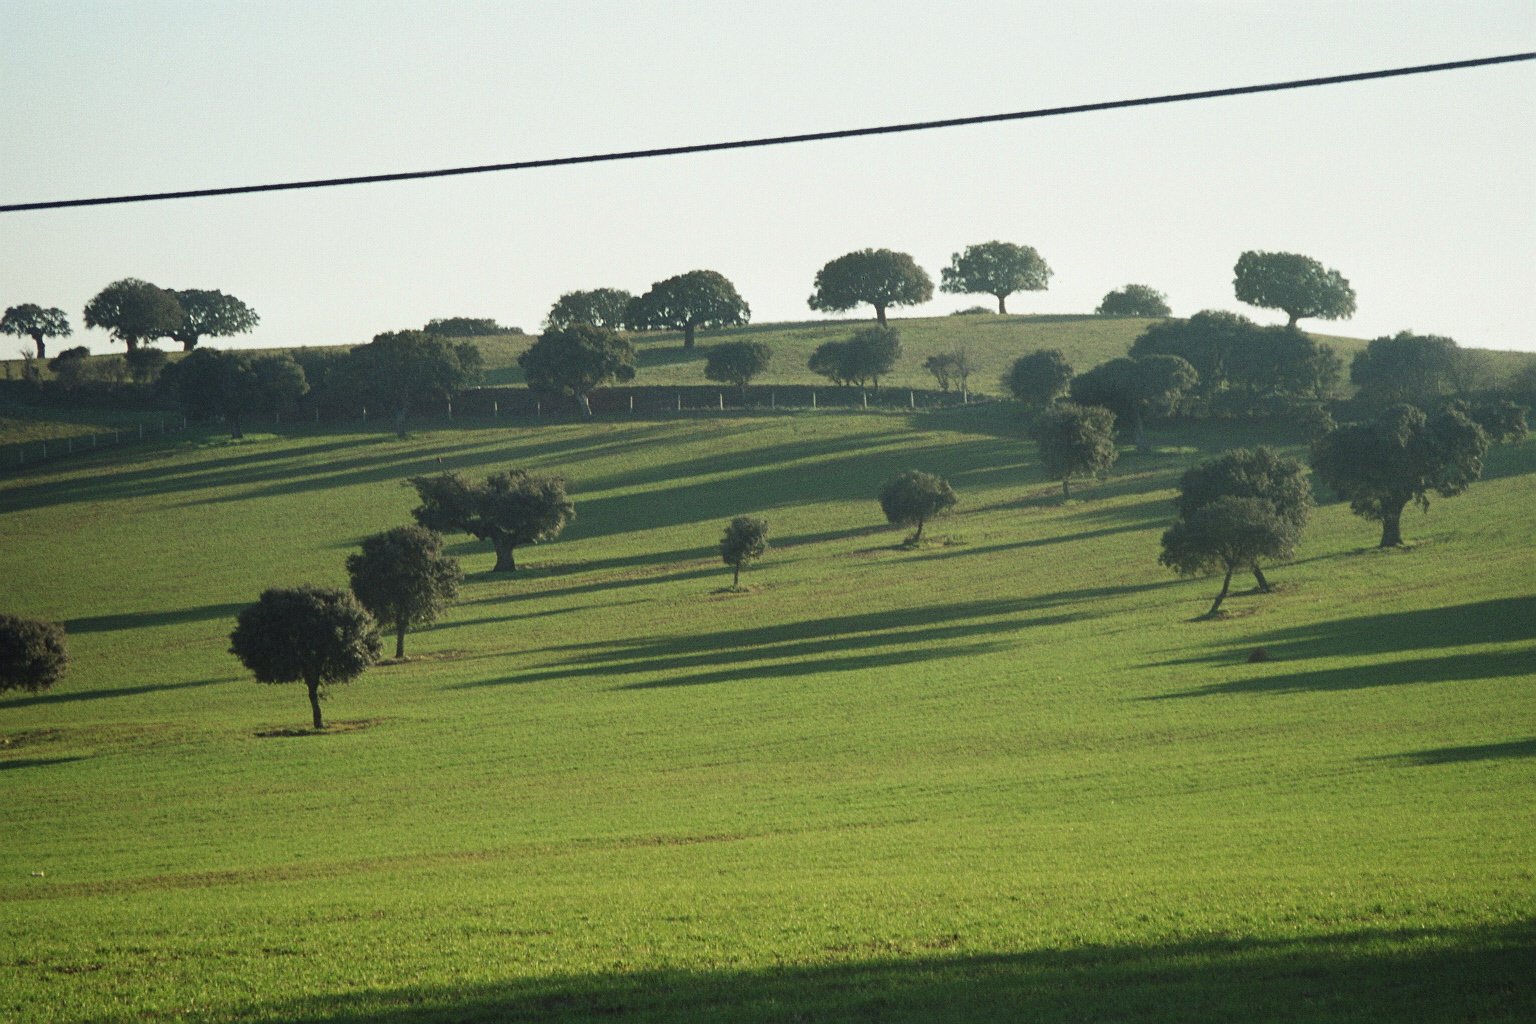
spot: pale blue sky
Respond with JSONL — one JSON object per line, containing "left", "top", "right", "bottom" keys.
{"left": 3, "top": 1, "right": 1533, "bottom": 353}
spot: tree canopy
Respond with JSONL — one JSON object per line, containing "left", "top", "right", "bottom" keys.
{"left": 1031, "top": 402, "right": 1118, "bottom": 498}
{"left": 518, "top": 323, "right": 636, "bottom": 416}
{"left": 1, "top": 304, "right": 72, "bottom": 359}
{"left": 1310, "top": 404, "right": 1488, "bottom": 548}
{"left": 1171, "top": 447, "right": 1312, "bottom": 592}
{"left": 626, "top": 270, "right": 749, "bottom": 349}
{"left": 719, "top": 516, "right": 769, "bottom": 588}
{"left": 1233, "top": 250, "right": 1356, "bottom": 328}
{"left": 347, "top": 526, "right": 463, "bottom": 659}
{"left": 229, "top": 585, "right": 381, "bottom": 730}
{"left": 1159, "top": 497, "right": 1300, "bottom": 619}
{"left": 162, "top": 349, "right": 307, "bottom": 437}
{"left": 424, "top": 317, "right": 519, "bottom": 336}
{"left": 923, "top": 349, "right": 975, "bottom": 393}
{"left": 1097, "top": 284, "right": 1171, "bottom": 318}
{"left": 410, "top": 469, "right": 575, "bottom": 572}
{"left": 544, "top": 289, "right": 634, "bottom": 331}
{"left": 83, "top": 278, "right": 184, "bottom": 352}
{"left": 877, "top": 470, "right": 957, "bottom": 544}
{"left": 0, "top": 614, "right": 68, "bottom": 694}
{"left": 1349, "top": 331, "right": 1464, "bottom": 410}
{"left": 939, "top": 241, "right": 1051, "bottom": 315}
{"left": 807, "top": 326, "right": 902, "bottom": 389}
{"left": 1069, "top": 354, "right": 1197, "bottom": 449}
{"left": 168, "top": 289, "right": 259, "bottom": 351}
{"left": 808, "top": 249, "right": 933, "bottom": 326}
{"left": 704, "top": 341, "right": 773, "bottom": 398}
{"left": 346, "top": 330, "right": 479, "bottom": 437}
{"left": 1004, "top": 349, "right": 1074, "bottom": 409}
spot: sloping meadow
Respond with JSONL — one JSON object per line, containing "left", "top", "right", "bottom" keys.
{"left": 1, "top": 410, "right": 1532, "bottom": 1023}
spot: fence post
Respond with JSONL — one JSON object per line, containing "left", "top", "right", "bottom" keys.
{"left": 718, "top": 392, "right": 724, "bottom": 411}
{"left": 315, "top": 407, "right": 321, "bottom": 425}
{"left": 67, "top": 438, "right": 72, "bottom": 454}
{"left": 92, "top": 434, "right": 97, "bottom": 448}
{"left": 629, "top": 394, "right": 634, "bottom": 413}
{"left": 42, "top": 442, "right": 47, "bottom": 459}
{"left": 447, "top": 398, "right": 453, "bottom": 420}
{"left": 138, "top": 423, "right": 144, "bottom": 439}
{"left": 493, "top": 400, "right": 499, "bottom": 419}
{"left": 535, "top": 401, "right": 541, "bottom": 417}
{"left": 771, "top": 391, "right": 776, "bottom": 410}
{"left": 362, "top": 405, "right": 368, "bottom": 423}
{"left": 677, "top": 393, "right": 682, "bottom": 412}
{"left": 812, "top": 391, "right": 817, "bottom": 409}
{"left": 909, "top": 390, "right": 915, "bottom": 409}
{"left": 962, "top": 387, "right": 969, "bottom": 404}
{"left": 862, "top": 391, "right": 868, "bottom": 410}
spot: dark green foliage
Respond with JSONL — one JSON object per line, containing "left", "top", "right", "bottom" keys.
{"left": 1460, "top": 400, "right": 1528, "bottom": 445}
{"left": 1, "top": 303, "right": 71, "bottom": 359}
{"left": 346, "top": 330, "right": 477, "bottom": 437}
{"left": 923, "top": 349, "right": 974, "bottom": 393}
{"left": 228, "top": 586, "right": 380, "bottom": 729}
{"left": 1097, "top": 284, "right": 1171, "bottom": 317}
{"left": 518, "top": 323, "right": 636, "bottom": 416}
{"left": 807, "top": 327, "right": 902, "bottom": 389}
{"left": 410, "top": 469, "right": 575, "bottom": 573}
{"left": 719, "top": 515, "right": 769, "bottom": 588}
{"left": 626, "top": 271, "right": 749, "bottom": 349}
{"left": 423, "top": 317, "right": 520, "bottom": 336}
{"left": 161, "top": 349, "right": 306, "bottom": 437}
{"left": 82, "top": 278, "right": 184, "bottom": 352}
{"left": 704, "top": 341, "right": 773, "bottom": 397}
{"left": 1130, "top": 310, "right": 1256, "bottom": 405}
{"left": 544, "top": 289, "right": 634, "bottom": 331}
{"left": 169, "top": 289, "right": 259, "bottom": 351}
{"left": 1172, "top": 447, "right": 1312, "bottom": 591}
{"left": 1070, "top": 354, "right": 1197, "bottom": 449}
{"left": 808, "top": 249, "right": 933, "bottom": 326}
{"left": 1004, "top": 349, "right": 1073, "bottom": 408}
{"left": 1130, "top": 312, "right": 1336, "bottom": 414}
{"left": 1031, "top": 402, "right": 1119, "bottom": 498}
{"left": 0, "top": 614, "right": 68, "bottom": 694}
{"left": 1350, "top": 332, "right": 1465, "bottom": 410}
{"left": 1233, "top": 250, "right": 1356, "bottom": 328}
{"left": 347, "top": 526, "right": 463, "bottom": 659}
{"left": 1159, "top": 497, "right": 1301, "bottom": 618}
{"left": 1311, "top": 404, "right": 1489, "bottom": 548}
{"left": 939, "top": 241, "right": 1051, "bottom": 315}
{"left": 124, "top": 346, "right": 169, "bottom": 384}
{"left": 877, "top": 470, "right": 957, "bottom": 543}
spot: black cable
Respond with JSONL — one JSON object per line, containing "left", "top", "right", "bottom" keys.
{"left": 3, "top": 52, "right": 1531, "bottom": 214}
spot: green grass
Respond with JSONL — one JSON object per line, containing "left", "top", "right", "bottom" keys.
{"left": 0, "top": 406, "right": 1532, "bottom": 1023}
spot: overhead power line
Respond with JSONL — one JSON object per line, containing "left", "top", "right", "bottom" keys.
{"left": 3, "top": 51, "right": 1531, "bottom": 214}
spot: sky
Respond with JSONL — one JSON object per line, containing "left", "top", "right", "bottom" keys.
{"left": 2, "top": 1, "right": 1533, "bottom": 355}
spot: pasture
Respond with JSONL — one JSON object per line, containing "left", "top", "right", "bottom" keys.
{"left": 1, "top": 404, "right": 1532, "bottom": 1022}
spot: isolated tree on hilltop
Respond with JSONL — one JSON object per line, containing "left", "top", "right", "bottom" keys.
{"left": 626, "top": 270, "right": 749, "bottom": 349}
{"left": 83, "top": 278, "right": 183, "bottom": 352}
{"left": 1031, "top": 402, "right": 1118, "bottom": 498}
{"left": 347, "top": 526, "right": 463, "bottom": 659}
{"left": 705, "top": 341, "right": 773, "bottom": 400}
{"left": 169, "top": 289, "right": 259, "bottom": 351}
{"left": 1233, "top": 250, "right": 1356, "bottom": 328}
{"left": 1, "top": 304, "right": 71, "bottom": 359}
{"left": 1097, "top": 284, "right": 1170, "bottom": 318}
{"left": 518, "top": 323, "right": 636, "bottom": 417}
{"left": 940, "top": 241, "right": 1052, "bottom": 315}
{"left": 410, "top": 469, "right": 575, "bottom": 572}
{"left": 545, "top": 289, "right": 634, "bottom": 331}
{"left": 1160, "top": 497, "right": 1300, "bottom": 619}
{"left": 1311, "top": 404, "right": 1487, "bottom": 548}
{"left": 1172, "top": 447, "right": 1312, "bottom": 593}
{"left": 229, "top": 585, "right": 381, "bottom": 730}
{"left": 1004, "top": 349, "right": 1074, "bottom": 410}
{"left": 878, "top": 470, "right": 957, "bottom": 544}
{"left": 719, "top": 516, "right": 769, "bottom": 589}
{"left": 808, "top": 249, "right": 933, "bottom": 326}
{"left": 0, "top": 614, "right": 68, "bottom": 694}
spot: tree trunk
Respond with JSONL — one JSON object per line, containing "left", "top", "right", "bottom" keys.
{"left": 230, "top": 413, "right": 244, "bottom": 440}
{"left": 1061, "top": 477, "right": 1071, "bottom": 499}
{"left": 874, "top": 304, "right": 888, "bottom": 327}
{"left": 492, "top": 539, "right": 517, "bottom": 572}
{"left": 1203, "top": 567, "right": 1234, "bottom": 618}
{"left": 394, "top": 406, "right": 408, "bottom": 439}
{"left": 307, "top": 678, "right": 324, "bottom": 730}
{"left": 1286, "top": 311, "right": 1300, "bottom": 328}
{"left": 33, "top": 336, "right": 46, "bottom": 360}
{"left": 913, "top": 518, "right": 925, "bottom": 543}
{"left": 125, "top": 338, "right": 139, "bottom": 353}
{"left": 997, "top": 294, "right": 1008, "bottom": 315}
{"left": 182, "top": 338, "right": 198, "bottom": 352}
{"left": 1379, "top": 502, "right": 1406, "bottom": 547}
{"left": 395, "top": 619, "right": 407, "bottom": 659}
{"left": 576, "top": 393, "right": 593, "bottom": 418}
{"left": 732, "top": 563, "right": 741, "bottom": 588}
{"left": 683, "top": 323, "right": 696, "bottom": 349}
{"left": 1133, "top": 407, "right": 1148, "bottom": 452}
{"left": 1252, "top": 564, "right": 1272, "bottom": 592}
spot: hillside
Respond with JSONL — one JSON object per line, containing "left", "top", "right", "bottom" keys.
{"left": 1, "top": 406, "right": 1532, "bottom": 1023}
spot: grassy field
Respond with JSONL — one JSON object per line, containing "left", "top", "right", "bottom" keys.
{"left": 0, "top": 402, "right": 1532, "bottom": 1022}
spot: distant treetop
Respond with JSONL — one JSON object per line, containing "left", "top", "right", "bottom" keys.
{"left": 424, "top": 317, "right": 523, "bottom": 337}
{"left": 940, "top": 241, "right": 1052, "bottom": 315}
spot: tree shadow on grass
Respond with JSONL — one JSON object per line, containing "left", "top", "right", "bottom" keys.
{"left": 63, "top": 602, "right": 248, "bottom": 634}
{"left": 0, "top": 676, "right": 231, "bottom": 709}
{"left": 1370, "top": 737, "right": 1536, "bottom": 767}
{"left": 0, "top": 756, "right": 88, "bottom": 771}
{"left": 1148, "top": 648, "right": 1532, "bottom": 700}
{"left": 231, "top": 920, "right": 1535, "bottom": 1024}
{"left": 1150, "top": 597, "right": 1536, "bottom": 668}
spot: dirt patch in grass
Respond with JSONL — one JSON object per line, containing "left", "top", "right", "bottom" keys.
{"left": 254, "top": 718, "right": 385, "bottom": 738}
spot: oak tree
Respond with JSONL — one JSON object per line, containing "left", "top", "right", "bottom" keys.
{"left": 518, "top": 323, "right": 636, "bottom": 417}
{"left": 169, "top": 289, "right": 259, "bottom": 351}
{"left": 1031, "top": 402, "right": 1118, "bottom": 498}
{"left": 83, "top": 278, "right": 183, "bottom": 352}
{"left": 808, "top": 249, "right": 933, "bottom": 326}
{"left": 410, "top": 470, "right": 575, "bottom": 572}
{"left": 719, "top": 516, "right": 769, "bottom": 589}
{"left": 626, "top": 271, "right": 748, "bottom": 349}
{"left": 0, "top": 304, "right": 71, "bottom": 359}
{"left": 877, "top": 470, "right": 957, "bottom": 544}
{"left": 939, "top": 241, "right": 1051, "bottom": 315}
{"left": 1233, "top": 250, "right": 1356, "bottom": 328}
{"left": 346, "top": 526, "right": 463, "bottom": 659}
